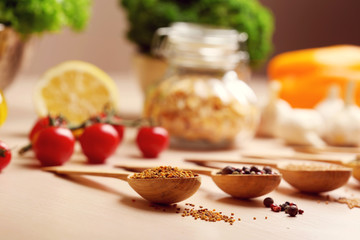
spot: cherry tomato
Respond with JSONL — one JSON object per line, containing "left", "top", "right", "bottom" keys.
{"left": 79, "top": 123, "right": 119, "bottom": 164}
{"left": 136, "top": 126, "right": 169, "bottom": 158}
{"left": 0, "top": 140, "right": 11, "bottom": 172}
{"left": 29, "top": 117, "right": 50, "bottom": 141}
{"left": 33, "top": 127, "right": 75, "bottom": 166}
{"left": 100, "top": 113, "right": 125, "bottom": 145}
{"left": 83, "top": 113, "right": 125, "bottom": 145}
{"left": 112, "top": 124, "right": 125, "bottom": 145}
{"left": 29, "top": 116, "right": 66, "bottom": 141}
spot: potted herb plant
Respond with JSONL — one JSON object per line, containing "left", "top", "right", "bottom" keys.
{"left": 0, "top": 0, "right": 92, "bottom": 90}
{"left": 119, "top": 0, "right": 274, "bottom": 92}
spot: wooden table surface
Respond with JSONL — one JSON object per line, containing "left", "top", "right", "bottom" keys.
{"left": 1, "top": 74, "right": 360, "bottom": 240}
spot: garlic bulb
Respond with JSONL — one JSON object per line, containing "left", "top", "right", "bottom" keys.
{"left": 257, "top": 81, "right": 292, "bottom": 137}
{"left": 258, "top": 80, "right": 326, "bottom": 147}
{"left": 315, "top": 84, "right": 344, "bottom": 120}
{"left": 323, "top": 80, "right": 360, "bottom": 146}
{"left": 276, "top": 108, "right": 326, "bottom": 147}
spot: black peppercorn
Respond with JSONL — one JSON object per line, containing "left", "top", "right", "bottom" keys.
{"left": 221, "top": 166, "right": 235, "bottom": 174}
{"left": 280, "top": 204, "right": 287, "bottom": 211}
{"left": 250, "top": 166, "right": 260, "bottom": 173}
{"left": 263, "top": 197, "right": 274, "bottom": 208}
{"left": 263, "top": 166, "right": 272, "bottom": 174}
{"left": 287, "top": 205, "right": 298, "bottom": 217}
{"left": 218, "top": 165, "right": 277, "bottom": 176}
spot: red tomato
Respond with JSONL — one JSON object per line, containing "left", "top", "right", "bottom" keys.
{"left": 102, "top": 114, "right": 125, "bottom": 145}
{"left": 87, "top": 113, "right": 125, "bottom": 145}
{"left": 33, "top": 127, "right": 75, "bottom": 166}
{"left": 79, "top": 123, "right": 119, "bottom": 164}
{"left": 0, "top": 141, "right": 11, "bottom": 172}
{"left": 136, "top": 126, "right": 169, "bottom": 158}
{"left": 112, "top": 124, "right": 125, "bottom": 145}
{"left": 29, "top": 117, "right": 50, "bottom": 141}
{"left": 29, "top": 116, "right": 66, "bottom": 141}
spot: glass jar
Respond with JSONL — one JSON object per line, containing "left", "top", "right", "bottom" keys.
{"left": 144, "top": 22, "right": 259, "bottom": 149}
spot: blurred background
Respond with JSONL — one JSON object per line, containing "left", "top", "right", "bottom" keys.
{"left": 20, "top": 0, "right": 360, "bottom": 77}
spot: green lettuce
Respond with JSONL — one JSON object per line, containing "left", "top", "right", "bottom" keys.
{"left": 0, "top": 0, "right": 92, "bottom": 36}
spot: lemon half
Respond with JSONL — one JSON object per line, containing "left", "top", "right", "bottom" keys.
{"left": 34, "top": 61, "right": 119, "bottom": 124}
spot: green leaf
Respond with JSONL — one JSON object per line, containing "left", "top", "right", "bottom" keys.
{"left": 0, "top": 0, "right": 92, "bottom": 36}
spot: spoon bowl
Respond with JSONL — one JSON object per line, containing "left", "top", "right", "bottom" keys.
{"left": 353, "top": 165, "right": 360, "bottom": 182}
{"left": 244, "top": 152, "right": 360, "bottom": 183}
{"left": 127, "top": 177, "right": 201, "bottom": 204}
{"left": 185, "top": 159, "right": 352, "bottom": 193}
{"left": 43, "top": 166, "right": 201, "bottom": 204}
{"left": 116, "top": 164, "right": 281, "bottom": 199}
{"left": 275, "top": 162, "right": 352, "bottom": 193}
{"left": 210, "top": 170, "right": 281, "bottom": 198}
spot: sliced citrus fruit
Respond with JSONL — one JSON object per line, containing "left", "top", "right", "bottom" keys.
{"left": 34, "top": 60, "right": 119, "bottom": 124}
{"left": 0, "top": 90, "right": 7, "bottom": 126}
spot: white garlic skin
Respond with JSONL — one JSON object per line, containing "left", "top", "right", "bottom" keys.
{"left": 257, "top": 99, "right": 292, "bottom": 137}
{"left": 275, "top": 109, "right": 326, "bottom": 147}
{"left": 257, "top": 80, "right": 292, "bottom": 138}
{"left": 324, "top": 105, "right": 360, "bottom": 146}
{"left": 322, "top": 80, "right": 360, "bottom": 146}
{"left": 315, "top": 85, "right": 344, "bottom": 120}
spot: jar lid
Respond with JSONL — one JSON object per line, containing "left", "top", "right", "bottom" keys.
{"left": 167, "top": 22, "right": 244, "bottom": 48}
{"left": 153, "top": 22, "right": 248, "bottom": 70}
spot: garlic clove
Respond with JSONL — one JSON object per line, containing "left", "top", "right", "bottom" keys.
{"left": 324, "top": 105, "right": 360, "bottom": 146}
{"left": 275, "top": 109, "right": 326, "bottom": 147}
{"left": 257, "top": 80, "right": 292, "bottom": 137}
{"left": 258, "top": 99, "right": 292, "bottom": 137}
{"left": 323, "top": 80, "right": 360, "bottom": 146}
{"left": 315, "top": 84, "right": 344, "bottom": 120}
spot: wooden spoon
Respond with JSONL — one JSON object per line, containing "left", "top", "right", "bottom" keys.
{"left": 293, "top": 146, "right": 360, "bottom": 154}
{"left": 185, "top": 158, "right": 352, "bottom": 193}
{"left": 43, "top": 166, "right": 201, "bottom": 204}
{"left": 242, "top": 152, "right": 360, "bottom": 182}
{"left": 242, "top": 152, "right": 354, "bottom": 162}
{"left": 115, "top": 164, "right": 281, "bottom": 199}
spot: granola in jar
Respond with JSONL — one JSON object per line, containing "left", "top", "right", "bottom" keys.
{"left": 148, "top": 22, "right": 258, "bottom": 149}
{"left": 144, "top": 73, "right": 258, "bottom": 148}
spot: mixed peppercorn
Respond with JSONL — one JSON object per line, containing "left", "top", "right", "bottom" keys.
{"left": 218, "top": 165, "right": 276, "bottom": 175}
{"left": 263, "top": 197, "right": 304, "bottom": 217}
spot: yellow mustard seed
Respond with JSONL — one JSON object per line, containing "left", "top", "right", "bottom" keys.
{"left": 131, "top": 166, "right": 196, "bottom": 179}
{"left": 181, "top": 205, "right": 237, "bottom": 225}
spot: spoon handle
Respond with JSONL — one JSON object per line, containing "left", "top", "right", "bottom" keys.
{"left": 241, "top": 152, "right": 346, "bottom": 165}
{"left": 185, "top": 158, "right": 279, "bottom": 168}
{"left": 293, "top": 146, "right": 360, "bottom": 154}
{"left": 115, "top": 164, "right": 214, "bottom": 176}
{"left": 42, "top": 166, "right": 131, "bottom": 181}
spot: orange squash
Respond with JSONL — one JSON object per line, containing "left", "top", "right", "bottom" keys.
{"left": 268, "top": 45, "right": 360, "bottom": 108}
